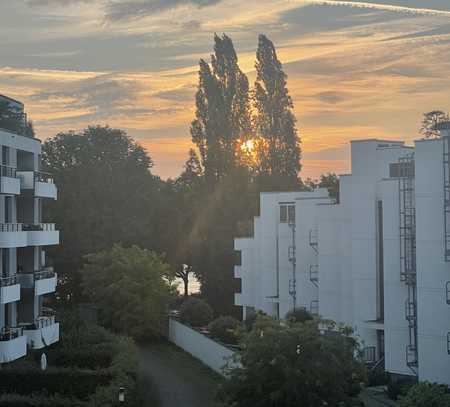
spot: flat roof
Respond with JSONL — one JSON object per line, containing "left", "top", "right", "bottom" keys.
{"left": 0, "top": 94, "right": 24, "bottom": 107}
{"left": 350, "top": 138, "right": 404, "bottom": 144}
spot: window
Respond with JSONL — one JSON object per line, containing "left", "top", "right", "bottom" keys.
{"left": 446, "top": 281, "right": 450, "bottom": 305}
{"left": 280, "top": 204, "right": 295, "bottom": 224}
{"left": 234, "top": 250, "right": 242, "bottom": 266}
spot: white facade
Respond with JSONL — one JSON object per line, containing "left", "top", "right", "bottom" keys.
{"left": 0, "top": 95, "right": 59, "bottom": 363}
{"left": 235, "top": 133, "right": 450, "bottom": 385}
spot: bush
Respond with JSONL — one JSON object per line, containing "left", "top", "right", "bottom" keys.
{"left": 0, "top": 394, "right": 85, "bottom": 407}
{"left": 398, "top": 382, "right": 450, "bottom": 407}
{"left": 179, "top": 298, "right": 213, "bottom": 326}
{"left": 285, "top": 308, "right": 313, "bottom": 323}
{"left": 386, "top": 379, "right": 414, "bottom": 400}
{"left": 208, "top": 316, "right": 240, "bottom": 344}
{"left": 0, "top": 368, "right": 111, "bottom": 400}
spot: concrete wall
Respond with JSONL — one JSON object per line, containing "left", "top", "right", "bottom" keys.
{"left": 168, "top": 318, "right": 237, "bottom": 375}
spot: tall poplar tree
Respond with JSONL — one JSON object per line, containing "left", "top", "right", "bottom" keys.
{"left": 254, "top": 34, "right": 301, "bottom": 188}
{"left": 191, "top": 34, "right": 252, "bottom": 183}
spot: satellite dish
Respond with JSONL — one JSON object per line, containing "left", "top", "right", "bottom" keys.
{"left": 40, "top": 353, "right": 47, "bottom": 371}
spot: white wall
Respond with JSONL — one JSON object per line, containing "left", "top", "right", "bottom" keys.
{"left": 168, "top": 318, "right": 237, "bottom": 375}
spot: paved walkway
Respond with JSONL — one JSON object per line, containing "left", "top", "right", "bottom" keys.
{"left": 139, "top": 342, "right": 219, "bottom": 407}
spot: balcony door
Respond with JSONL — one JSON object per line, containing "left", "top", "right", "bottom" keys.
{"left": 4, "top": 196, "right": 12, "bottom": 223}
{"left": 2, "top": 146, "right": 9, "bottom": 166}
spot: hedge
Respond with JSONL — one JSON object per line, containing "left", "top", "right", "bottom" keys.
{"left": 0, "top": 394, "right": 85, "bottom": 407}
{"left": 0, "top": 368, "right": 112, "bottom": 400}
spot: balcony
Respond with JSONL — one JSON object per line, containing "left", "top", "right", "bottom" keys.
{"left": 24, "top": 223, "right": 59, "bottom": 246}
{"left": 0, "top": 275, "right": 20, "bottom": 304}
{"left": 0, "top": 165, "right": 20, "bottom": 195}
{"left": 18, "top": 268, "right": 57, "bottom": 295}
{"left": 0, "top": 224, "right": 27, "bottom": 248}
{"left": 16, "top": 171, "right": 57, "bottom": 199}
{"left": 35, "top": 268, "right": 57, "bottom": 295}
{"left": 0, "top": 327, "right": 27, "bottom": 363}
{"left": 21, "top": 315, "right": 59, "bottom": 349}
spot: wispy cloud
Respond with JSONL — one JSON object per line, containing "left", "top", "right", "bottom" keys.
{"left": 105, "top": 0, "right": 223, "bottom": 22}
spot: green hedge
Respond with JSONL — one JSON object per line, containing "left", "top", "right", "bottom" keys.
{"left": 0, "top": 368, "right": 111, "bottom": 400}
{"left": 0, "top": 394, "right": 85, "bottom": 407}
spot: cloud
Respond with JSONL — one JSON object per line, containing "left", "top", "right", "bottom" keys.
{"left": 105, "top": 0, "right": 222, "bottom": 22}
{"left": 328, "top": 1, "right": 450, "bottom": 13}
{"left": 26, "top": 0, "right": 92, "bottom": 6}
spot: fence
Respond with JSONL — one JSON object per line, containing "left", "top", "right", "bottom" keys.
{"left": 168, "top": 318, "right": 239, "bottom": 375}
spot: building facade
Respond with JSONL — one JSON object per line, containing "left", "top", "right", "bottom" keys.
{"left": 0, "top": 95, "right": 59, "bottom": 363}
{"left": 234, "top": 130, "right": 450, "bottom": 384}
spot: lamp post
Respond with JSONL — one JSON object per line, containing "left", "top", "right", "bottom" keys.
{"left": 118, "top": 387, "right": 125, "bottom": 405}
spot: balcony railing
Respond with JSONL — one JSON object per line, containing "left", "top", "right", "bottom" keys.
{"left": 0, "top": 223, "right": 23, "bottom": 232}
{"left": 0, "top": 274, "right": 18, "bottom": 287}
{"left": 0, "top": 165, "right": 17, "bottom": 178}
{"left": 34, "top": 268, "right": 55, "bottom": 281}
{"left": 23, "top": 223, "right": 56, "bottom": 232}
{"left": 0, "top": 326, "right": 23, "bottom": 341}
{"left": 22, "top": 315, "right": 56, "bottom": 331}
{"left": 35, "top": 171, "right": 54, "bottom": 184}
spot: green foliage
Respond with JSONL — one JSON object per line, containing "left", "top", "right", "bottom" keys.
{"left": 80, "top": 244, "right": 175, "bottom": 340}
{"left": 218, "top": 315, "right": 365, "bottom": 407}
{"left": 420, "top": 110, "right": 449, "bottom": 139}
{"left": 0, "top": 394, "right": 85, "bottom": 407}
{"left": 179, "top": 297, "right": 214, "bottom": 327}
{"left": 0, "top": 100, "right": 34, "bottom": 137}
{"left": 386, "top": 378, "right": 414, "bottom": 400}
{"left": 254, "top": 34, "right": 301, "bottom": 188}
{"left": 41, "top": 126, "right": 162, "bottom": 301}
{"left": 0, "top": 368, "right": 112, "bottom": 399}
{"left": 285, "top": 308, "right": 314, "bottom": 323}
{"left": 208, "top": 316, "right": 240, "bottom": 344}
{"left": 191, "top": 33, "right": 252, "bottom": 182}
{"left": 398, "top": 382, "right": 450, "bottom": 407}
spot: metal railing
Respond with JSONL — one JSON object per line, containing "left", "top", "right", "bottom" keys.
{"left": 0, "top": 223, "right": 22, "bottom": 232}
{"left": 35, "top": 171, "right": 54, "bottom": 184}
{"left": 0, "top": 327, "right": 23, "bottom": 341}
{"left": 22, "top": 223, "right": 56, "bottom": 232}
{"left": 22, "top": 315, "right": 56, "bottom": 330}
{"left": 362, "top": 346, "right": 376, "bottom": 363}
{"left": 34, "top": 268, "right": 55, "bottom": 281}
{"left": 0, "top": 274, "right": 18, "bottom": 287}
{"left": 0, "top": 164, "right": 17, "bottom": 178}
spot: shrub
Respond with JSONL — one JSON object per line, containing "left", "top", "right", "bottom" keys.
{"left": 0, "top": 368, "right": 111, "bottom": 400}
{"left": 179, "top": 298, "right": 213, "bottom": 326}
{"left": 208, "top": 316, "right": 240, "bottom": 344}
{"left": 0, "top": 394, "right": 85, "bottom": 407}
{"left": 285, "top": 308, "right": 314, "bottom": 323}
{"left": 386, "top": 379, "right": 414, "bottom": 400}
{"left": 398, "top": 382, "right": 450, "bottom": 407}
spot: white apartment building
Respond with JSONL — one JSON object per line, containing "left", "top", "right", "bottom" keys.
{"left": 234, "top": 128, "right": 450, "bottom": 385}
{"left": 0, "top": 95, "right": 59, "bottom": 363}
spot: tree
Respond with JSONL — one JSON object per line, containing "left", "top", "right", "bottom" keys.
{"left": 254, "top": 34, "right": 302, "bottom": 189}
{"left": 42, "top": 126, "right": 162, "bottom": 301}
{"left": 218, "top": 315, "right": 365, "bottom": 407}
{"left": 80, "top": 245, "right": 175, "bottom": 340}
{"left": 175, "top": 264, "right": 193, "bottom": 297}
{"left": 319, "top": 173, "right": 339, "bottom": 200}
{"left": 179, "top": 297, "right": 214, "bottom": 327}
{"left": 191, "top": 33, "right": 252, "bottom": 182}
{"left": 399, "top": 382, "right": 450, "bottom": 407}
{"left": 0, "top": 100, "right": 34, "bottom": 137}
{"left": 420, "top": 110, "right": 449, "bottom": 139}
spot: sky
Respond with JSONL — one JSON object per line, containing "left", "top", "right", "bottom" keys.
{"left": 1, "top": 0, "right": 450, "bottom": 179}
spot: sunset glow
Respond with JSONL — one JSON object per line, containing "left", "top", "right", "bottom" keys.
{"left": 1, "top": 1, "right": 449, "bottom": 180}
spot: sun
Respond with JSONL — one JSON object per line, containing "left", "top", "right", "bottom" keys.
{"left": 240, "top": 139, "right": 255, "bottom": 153}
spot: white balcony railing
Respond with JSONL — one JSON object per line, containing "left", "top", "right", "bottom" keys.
{"left": 0, "top": 274, "right": 18, "bottom": 287}
{"left": 0, "top": 165, "right": 17, "bottom": 178}
{"left": 0, "top": 327, "right": 24, "bottom": 342}
{"left": 34, "top": 268, "right": 55, "bottom": 281}
{"left": 23, "top": 223, "right": 56, "bottom": 232}
{"left": 22, "top": 315, "right": 56, "bottom": 331}
{"left": 35, "top": 171, "right": 54, "bottom": 184}
{"left": 0, "top": 223, "right": 22, "bottom": 233}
